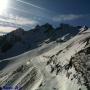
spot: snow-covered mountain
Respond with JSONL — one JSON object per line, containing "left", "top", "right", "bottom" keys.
{"left": 0, "top": 23, "right": 85, "bottom": 59}
{"left": 0, "top": 24, "right": 90, "bottom": 90}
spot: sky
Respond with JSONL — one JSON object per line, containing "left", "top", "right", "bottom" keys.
{"left": 0, "top": 0, "right": 90, "bottom": 35}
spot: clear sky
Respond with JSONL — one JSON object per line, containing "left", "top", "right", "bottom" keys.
{"left": 0, "top": 0, "right": 90, "bottom": 34}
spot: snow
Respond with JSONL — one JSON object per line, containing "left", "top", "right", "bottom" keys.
{"left": 0, "top": 29, "right": 90, "bottom": 90}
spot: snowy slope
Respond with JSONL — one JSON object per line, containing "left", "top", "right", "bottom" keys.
{"left": 0, "top": 28, "right": 90, "bottom": 90}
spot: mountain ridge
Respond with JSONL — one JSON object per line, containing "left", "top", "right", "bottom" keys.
{"left": 0, "top": 23, "right": 88, "bottom": 59}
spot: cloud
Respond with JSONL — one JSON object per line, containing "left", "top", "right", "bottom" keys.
{"left": 0, "top": 26, "right": 16, "bottom": 32}
{"left": 0, "top": 13, "right": 39, "bottom": 35}
{"left": 53, "top": 14, "right": 84, "bottom": 22}
{"left": 0, "top": 26, "right": 16, "bottom": 35}
{"left": 16, "top": 0, "right": 47, "bottom": 11}
{"left": 0, "top": 13, "right": 38, "bottom": 26}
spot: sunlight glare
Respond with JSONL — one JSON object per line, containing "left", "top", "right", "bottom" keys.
{"left": 0, "top": 0, "right": 9, "bottom": 14}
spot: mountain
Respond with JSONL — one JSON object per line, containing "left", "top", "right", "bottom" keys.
{"left": 0, "top": 23, "right": 87, "bottom": 59}
{"left": 0, "top": 24, "right": 90, "bottom": 90}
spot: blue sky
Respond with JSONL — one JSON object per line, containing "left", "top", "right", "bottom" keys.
{"left": 0, "top": 0, "right": 90, "bottom": 34}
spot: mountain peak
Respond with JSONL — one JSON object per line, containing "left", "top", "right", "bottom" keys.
{"left": 16, "top": 28, "right": 25, "bottom": 32}
{"left": 10, "top": 28, "right": 25, "bottom": 36}
{"left": 79, "top": 25, "right": 88, "bottom": 33}
{"left": 41, "top": 23, "right": 54, "bottom": 29}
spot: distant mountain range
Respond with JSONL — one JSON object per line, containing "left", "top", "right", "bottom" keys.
{"left": 0, "top": 23, "right": 88, "bottom": 59}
